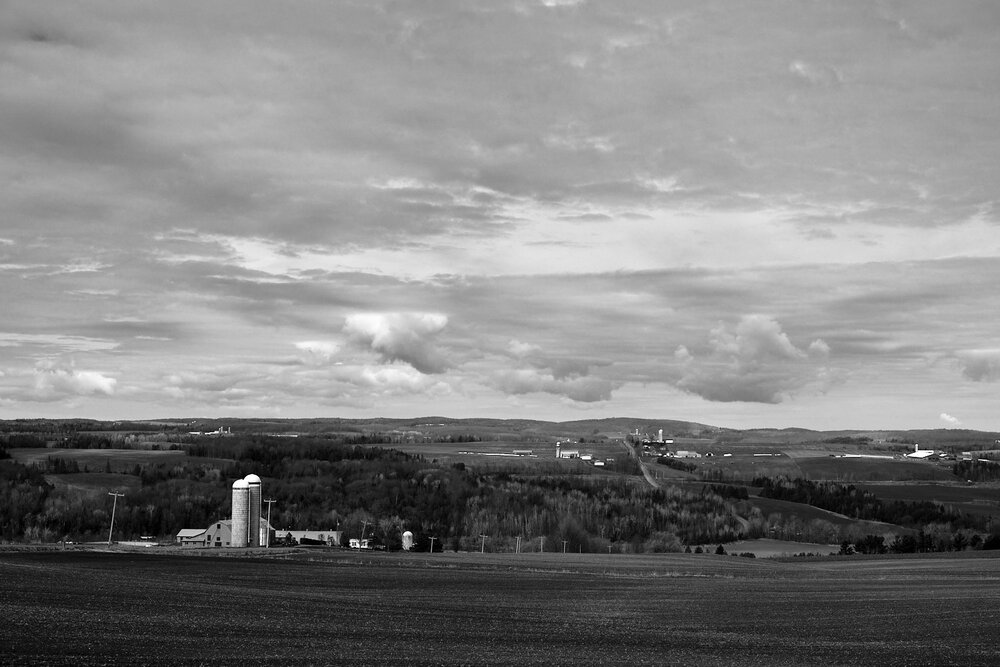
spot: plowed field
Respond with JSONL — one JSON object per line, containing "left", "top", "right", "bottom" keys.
{"left": 2, "top": 549, "right": 999, "bottom": 665}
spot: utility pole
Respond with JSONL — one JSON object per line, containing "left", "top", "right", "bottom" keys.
{"left": 428, "top": 536, "right": 436, "bottom": 554}
{"left": 540, "top": 536, "right": 545, "bottom": 553}
{"left": 107, "top": 491, "right": 124, "bottom": 546}
{"left": 480, "top": 534, "right": 487, "bottom": 553}
{"left": 263, "top": 498, "right": 276, "bottom": 548}
{"left": 515, "top": 536, "right": 521, "bottom": 554}
{"left": 562, "top": 540, "right": 568, "bottom": 554}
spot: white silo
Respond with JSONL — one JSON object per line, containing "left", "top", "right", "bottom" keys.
{"left": 245, "top": 474, "right": 262, "bottom": 547}
{"left": 402, "top": 531, "right": 414, "bottom": 551}
{"left": 231, "top": 479, "right": 250, "bottom": 548}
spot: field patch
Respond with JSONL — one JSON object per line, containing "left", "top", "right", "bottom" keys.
{"left": 794, "top": 456, "right": 958, "bottom": 482}
{"left": 44, "top": 472, "right": 141, "bottom": 495}
{"left": 859, "top": 482, "right": 1000, "bottom": 518}
{"left": 9, "top": 448, "right": 188, "bottom": 473}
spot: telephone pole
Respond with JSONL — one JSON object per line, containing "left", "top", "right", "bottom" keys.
{"left": 263, "top": 498, "right": 276, "bottom": 547}
{"left": 107, "top": 491, "right": 124, "bottom": 546}
{"left": 480, "top": 534, "right": 488, "bottom": 553}
{"left": 428, "top": 536, "right": 436, "bottom": 553}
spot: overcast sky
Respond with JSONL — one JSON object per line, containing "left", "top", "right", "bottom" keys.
{"left": 2, "top": 1, "right": 999, "bottom": 430}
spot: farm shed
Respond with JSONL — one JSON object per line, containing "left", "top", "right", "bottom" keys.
{"left": 175, "top": 528, "right": 207, "bottom": 546}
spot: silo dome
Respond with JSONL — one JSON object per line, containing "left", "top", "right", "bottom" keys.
{"left": 402, "top": 531, "right": 414, "bottom": 551}
{"left": 243, "top": 474, "right": 261, "bottom": 485}
{"left": 232, "top": 479, "right": 249, "bottom": 489}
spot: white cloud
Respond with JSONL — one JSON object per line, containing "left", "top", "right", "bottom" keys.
{"left": 294, "top": 340, "right": 340, "bottom": 362}
{"left": 343, "top": 364, "right": 434, "bottom": 394}
{"left": 343, "top": 313, "right": 449, "bottom": 374}
{"left": 939, "top": 412, "right": 961, "bottom": 426}
{"left": 508, "top": 339, "right": 541, "bottom": 357}
{"left": 492, "top": 368, "right": 614, "bottom": 403}
{"left": 32, "top": 363, "right": 117, "bottom": 400}
{"left": 674, "top": 315, "right": 831, "bottom": 404}
{"left": 788, "top": 60, "right": 842, "bottom": 86}
{"left": 0, "top": 333, "right": 119, "bottom": 352}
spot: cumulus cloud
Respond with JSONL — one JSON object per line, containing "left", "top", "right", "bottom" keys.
{"left": 331, "top": 364, "right": 442, "bottom": 396}
{"left": 955, "top": 349, "right": 1000, "bottom": 382}
{"left": 789, "top": 60, "right": 843, "bottom": 86}
{"left": 674, "top": 315, "right": 831, "bottom": 404}
{"left": 508, "top": 339, "right": 541, "bottom": 357}
{"left": 294, "top": 340, "right": 340, "bottom": 362}
{"left": 343, "top": 313, "right": 449, "bottom": 374}
{"left": 939, "top": 412, "right": 962, "bottom": 427}
{"left": 32, "top": 362, "right": 117, "bottom": 400}
{"left": 492, "top": 368, "right": 614, "bottom": 403}
{"left": 496, "top": 339, "right": 614, "bottom": 401}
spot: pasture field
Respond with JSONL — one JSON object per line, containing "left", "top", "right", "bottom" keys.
{"left": 2, "top": 548, "right": 999, "bottom": 665}
{"left": 858, "top": 482, "right": 1000, "bottom": 518}
{"left": 44, "top": 472, "right": 143, "bottom": 496}
{"left": 9, "top": 448, "right": 189, "bottom": 472}
{"left": 794, "top": 457, "right": 957, "bottom": 482}
{"left": 393, "top": 439, "right": 626, "bottom": 470}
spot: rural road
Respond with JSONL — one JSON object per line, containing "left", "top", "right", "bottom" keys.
{"left": 623, "top": 439, "right": 660, "bottom": 489}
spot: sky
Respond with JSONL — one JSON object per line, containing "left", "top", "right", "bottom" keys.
{"left": 1, "top": 1, "right": 999, "bottom": 431}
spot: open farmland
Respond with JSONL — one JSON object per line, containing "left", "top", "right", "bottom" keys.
{"left": 793, "top": 457, "right": 957, "bottom": 482}
{"left": 858, "top": 482, "right": 1000, "bottom": 519}
{"left": 2, "top": 548, "right": 999, "bottom": 665}
{"left": 389, "top": 439, "right": 630, "bottom": 477}
{"left": 9, "top": 447, "right": 189, "bottom": 473}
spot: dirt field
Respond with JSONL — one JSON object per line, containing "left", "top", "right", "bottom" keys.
{"left": 2, "top": 548, "right": 999, "bottom": 665}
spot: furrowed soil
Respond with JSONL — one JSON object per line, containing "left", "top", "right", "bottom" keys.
{"left": 2, "top": 549, "right": 999, "bottom": 666}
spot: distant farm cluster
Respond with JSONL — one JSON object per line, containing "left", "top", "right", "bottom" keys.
{"left": 175, "top": 474, "right": 347, "bottom": 549}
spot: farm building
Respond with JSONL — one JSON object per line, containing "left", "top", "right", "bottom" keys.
{"left": 556, "top": 445, "right": 580, "bottom": 458}
{"left": 175, "top": 528, "right": 207, "bottom": 546}
{"left": 349, "top": 538, "right": 374, "bottom": 549}
{"left": 176, "top": 518, "right": 274, "bottom": 547}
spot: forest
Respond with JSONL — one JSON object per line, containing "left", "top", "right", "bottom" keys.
{"left": 1, "top": 427, "right": 998, "bottom": 554}
{"left": 1, "top": 432, "right": 751, "bottom": 551}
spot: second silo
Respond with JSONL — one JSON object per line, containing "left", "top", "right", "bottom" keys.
{"left": 245, "top": 474, "right": 262, "bottom": 547}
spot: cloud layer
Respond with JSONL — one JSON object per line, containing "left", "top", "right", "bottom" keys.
{"left": 1, "top": 2, "right": 999, "bottom": 429}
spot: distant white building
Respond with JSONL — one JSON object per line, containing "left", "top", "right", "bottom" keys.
{"left": 906, "top": 444, "right": 935, "bottom": 459}
{"left": 556, "top": 444, "right": 581, "bottom": 459}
